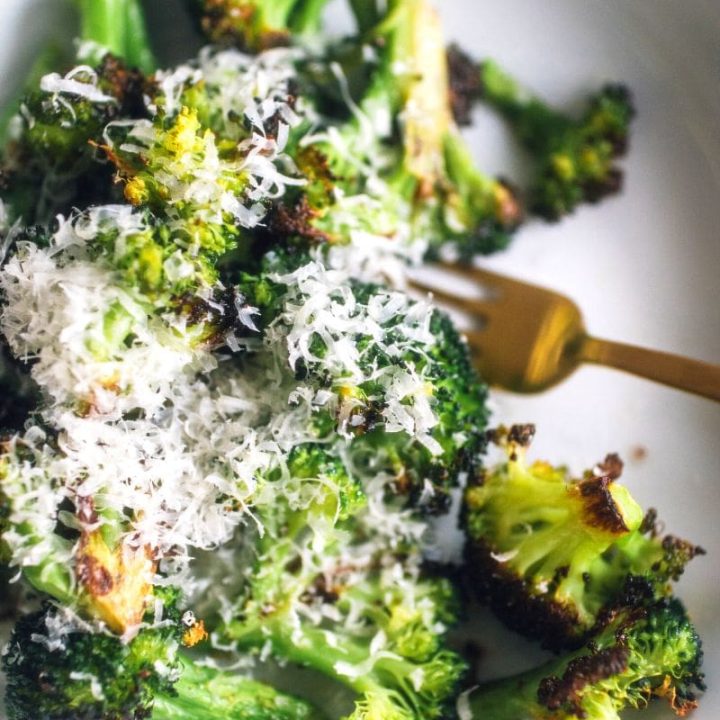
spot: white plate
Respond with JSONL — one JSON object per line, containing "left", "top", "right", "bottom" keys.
{"left": 1, "top": 1, "right": 719, "bottom": 718}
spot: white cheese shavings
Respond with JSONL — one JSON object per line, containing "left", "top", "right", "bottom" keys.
{"left": 40, "top": 65, "right": 115, "bottom": 104}
{"left": 456, "top": 686, "right": 479, "bottom": 720}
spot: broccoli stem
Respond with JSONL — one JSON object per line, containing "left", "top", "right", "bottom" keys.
{"left": 348, "top": 0, "right": 382, "bottom": 34}
{"left": 264, "top": 0, "right": 305, "bottom": 30}
{"left": 289, "top": 0, "right": 328, "bottom": 34}
{"left": 152, "top": 657, "right": 317, "bottom": 720}
{"left": 75, "top": 0, "right": 156, "bottom": 72}
{"left": 228, "top": 619, "right": 415, "bottom": 708}
{"left": 466, "top": 662, "right": 621, "bottom": 720}
{"left": 480, "top": 60, "right": 570, "bottom": 154}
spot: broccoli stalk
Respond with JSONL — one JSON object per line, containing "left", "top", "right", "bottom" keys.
{"left": 75, "top": 0, "right": 156, "bottom": 72}
{"left": 151, "top": 659, "right": 317, "bottom": 720}
{"left": 463, "top": 425, "right": 703, "bottom": 650}
{"left": 230, "top": 619, "right": 464, "bottom": 720}
{"left": 348, "top": 0, "right": 383, "bottom": 35}
{"left": 466, "top": 599, "right": 704, "bottom": 720}
{"left": 191, "top": 0, "right": 331, "bottom": 51}
{"left": 226, "top": 575, "right": 466, "bottom": 720}
{"left": 479, "top": 59, "right": 635, "bottom": 219}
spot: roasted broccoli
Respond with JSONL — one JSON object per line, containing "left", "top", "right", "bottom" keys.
{"left": 288, "top": 0, "right": 523, "bottom": 261}
{"left": 466, "top": 598, "right": 704, "bottom": 720}
{"left": 223, "top": 479, "right": 466, "bottom": 719}
{"left": 479, "top": 59, "right": 635, "bottom": 220}
{"left": 2, "top": 589, "right": 315, "bottom": 720}
{"left": 3, "top": 588, "right": 185, "bottom": 720}
{"left": 1, "top": 0, "right": 155, "bottom": 224}
{"left": 345, "top": 301, "right": 490, "bottom": 513}
{"left": 463, "top": 425, "right": 703, "bottom": 650}
{"left": 0, "top": 1, "right": 705, "bottom": 719}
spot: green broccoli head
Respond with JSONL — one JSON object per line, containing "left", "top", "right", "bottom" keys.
{"left": 217, "top": 435, "right": 465, "bottom": 720}
{"left": 3, "top": 53, "right": 152, "bottom": 223}
{"left": 479, "top": 60, "right": 635, "bottom": 220}
{"left": 269, "top": 269, "right": 490, "bottom": 514}
{"left": 227, "top": 558, "right": 467, "bottom": 720}
{"left": 463, "top": 425, "right": 703, "bottom": 650}
{"left": 468, "top": 598, "right": 704, "bottom": 720}
{"left": 290, "top": 0, "right": 523, "bottom": 260}
{"left": 348, "top": 304, "right": 490, "bottom": 514}
{"left": 2, "top": 587, "right": 185, "bottom": 720}
{"left": 191, "top": 0, "right": 330, "bottom": 52}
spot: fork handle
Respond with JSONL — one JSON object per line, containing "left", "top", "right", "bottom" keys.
{"left": 577, "top": 336, "right": 720, "bottom": 401}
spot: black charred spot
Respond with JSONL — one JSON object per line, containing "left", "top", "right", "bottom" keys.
{"left": 295, "top": 145, "right": 337, "bottom": 208}
{"left": 659, "top": 535, "right": 706, "bottom": 581}
{"left": 508, "top": 424, "right": 536, "bottom": 448}
{"left": 97, "top": 54, "right": 153, "bottom": 119}
{"left": 178, "top": 287, "right": 259, "bottom": 348}
{"left": 468, "top": 468, "right": 487, "bottom": 488}
{"left": 640, "top": 507, "right": 659, "bottom": 535}
{"left": 583, "top": 168, "right": 624, "bottom": 203}
{"left": 596, "top": 453, "right": 623, "bottom": 480}
{"left": 577, "top": 475, "right": 628, "bottom": 534}
{"left": 199, "top": 0, "right": 289, "bottom": 50}
{"left": 76, "top": 555, "right": 114, "bottom": 597}
{"left": 554, "top": 565, "right": 570, "bottom": 581}
{"left": 464, "top": 538, "right": 585, "bottom": 651}
{"left": 262, "top": 79, "right": 300, "bottom": 136}
{"left": 537, "top": 644, "right": 630, "bottom": 714}
{"left": 261, "top": 197, "right": 332, "bottom": 245}
{"left": 300, "top": 574, "right": 340, "bottom": 605}
{"left": 446, "top": 44, "right": 482, "bottom": 126}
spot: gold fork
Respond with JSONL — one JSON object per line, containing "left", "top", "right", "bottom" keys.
{"left": 409, "top": 264, "right": 720, "bottom": 401}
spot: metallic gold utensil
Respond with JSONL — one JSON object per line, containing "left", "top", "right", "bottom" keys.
{"left": 409, "top": 264, "right": 720, "bottom": 401}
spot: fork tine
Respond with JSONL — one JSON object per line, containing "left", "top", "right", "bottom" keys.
{"left": 407, "top": 277, "right": 491, "bottom": 316}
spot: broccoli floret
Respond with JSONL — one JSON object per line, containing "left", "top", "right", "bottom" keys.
{"left": 294, "top": 0, "right": 522, "bottom": 260}
{"left": 227, "top": 561, "right": 466, "bottom": 720}
{"left": 2, "top": 587, "right": 185, "bottom": 720}
{"left": 2, "top": 0, "right": 156, "bottom": 223}
{"left": 348, "top": 302, "right": 490, "bottom": 513}
{"left": 191, "top": 0, "right": 329, "bottom": 51}
{"left": 467, "top": 598, "right": 704, "bottom": 720}
{"left": 478, "top": 59, "right": 635, "bottom": 220}
{"left": 3, "top": 589, "right": 316, "bottom": 720}
{"left": 263, "top": 266, "right": 490, "bottom": 514}
{"left": 3, "top": 53, "right": 152, "bottom": 223}
{"left": 212, "top": 440, "right": 465, "bottom": 719}
{"left": 463, "top": 425, "right": 703, "bottom": 650}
